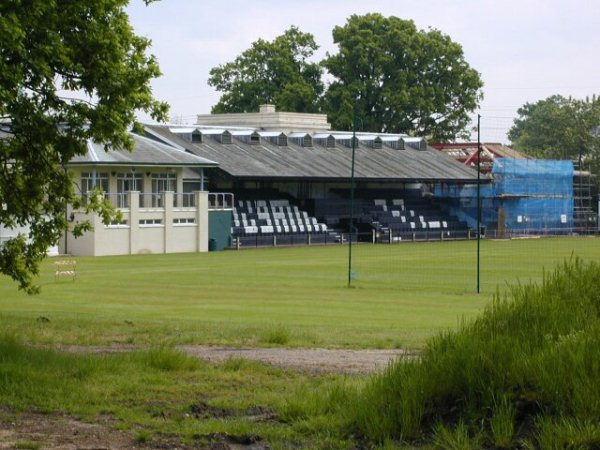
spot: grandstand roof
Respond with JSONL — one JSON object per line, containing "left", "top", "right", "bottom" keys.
{"left": 144, "top": 125, "right": 482, "bottom": 182}
{"left": 69, "top": 133, "right": 218, "bottom": 167}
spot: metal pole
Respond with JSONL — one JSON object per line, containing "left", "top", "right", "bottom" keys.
{"left": 477, "top": 114, "right": 481, "bottom": 294}
{"left": 348, "top": 116, "right": 357, "bottom": 287}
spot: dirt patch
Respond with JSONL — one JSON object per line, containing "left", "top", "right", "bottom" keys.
{"left": 51, "top": 344, "right": 414, "bottom": 374}
{"left": 0, "top": 411, "right": 132, "bottom": 450}
{"left": 177, "top": 345, "right": 413, "bottom": 374}
{"left": 0, "top": 410, "right": 271, "bottom": 450}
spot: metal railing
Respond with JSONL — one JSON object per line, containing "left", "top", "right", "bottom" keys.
{"left": 82, "top": 191, "right": 237, "bottom": 210}
{"left": 174, "top": 193, "right": 196, "bottom": 208}
{"left": 231, "top": 229, "right": 482, "bottom": 249}
{"left": 102, "top": 193, "right": 129, "bottom": 209}
{"left": 136, "top": 193, "right": 163, "bottom": 208}
{"left": 209, "top": 192, "right": 234, "bottom": 210}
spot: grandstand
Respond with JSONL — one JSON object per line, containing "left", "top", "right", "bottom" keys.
{"left": 140, "top": 105, "right": 600, "bottom": 247}
{"left": 143, "top": 106, "right": 480, "bottom": 248}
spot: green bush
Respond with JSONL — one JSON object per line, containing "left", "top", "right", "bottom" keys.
{"left": 348, "top": 258, "right": 600, "bottom": 447}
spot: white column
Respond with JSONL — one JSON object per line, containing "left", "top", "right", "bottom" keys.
{"left": 129, "top": 191, "right": 140, "bottom": 255}
{"left": 164, "top": 191, "right": 174, "bottom": 253}
{"left": 196, "top": 191, "right": 209, "bottom": 252}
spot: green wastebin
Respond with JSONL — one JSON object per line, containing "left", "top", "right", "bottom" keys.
{"left": 208, "top": 238, "right": 217, "bottom": 251}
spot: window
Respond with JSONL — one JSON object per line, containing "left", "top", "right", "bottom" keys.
{"left": 116, "top": 173, "right": 143, "bottom": 208}
{"left": 173, "top": 218, "right": 196, "bottom": 225}
{"left": 277, "top": 134, "right": 288, "bottom": 146}
{"left": 151, "top": 173, "right": 176, "bottom": 207}
{"left": 220, "top": 131, "right": 232, "bottom": 144}
{"left": 106, "top": 219, "right": 128, "bottom": 228}
{"left": 80, "top": 172, "right": 109, "bottom": 205}
{"left": 191, "top": 130, "right": 202, "bottom": 143}
{"left": 250, "top": 132, "right": 260, "bottom": 145}
{"left": 139, "top": 218, "right": 163, "bottom": 226}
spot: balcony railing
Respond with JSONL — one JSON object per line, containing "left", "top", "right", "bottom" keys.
{"left": 82, "top": 191, "right": 232, "bottom": 210}
{"left": 138, "top": 193, "right": 164, "bottom": 208}
{"left": 209, "top": 192, "right": 234, "bottom": 210}
{"left": 174, "top": 193, "right": 196, "bottom": 208}
{"left": 103, "top": 193, "right": 129, "bottom": 209}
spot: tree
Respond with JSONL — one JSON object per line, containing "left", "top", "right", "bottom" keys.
{"left": 0, "top": 0, "right": 168, "bottom": 293}
{"left": 322, "top": 13, "right": 483, "bottom": 140}
{"left": 208, "top": 26, "right": 324, "bottom": 114}
{"left": 508, "top": 95, "right": 600, "bottom": 166}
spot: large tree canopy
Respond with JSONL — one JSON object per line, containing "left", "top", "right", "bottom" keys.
{"left": 322, "top": 13, "right": 483, "bottom": 140}
{"left": 208, "top": 26, "right": 324, "bottom": 114}
{"left": 0, "top": 0, "right": 168, "bottom": 293}
{"left": 508, "top": 95, "right": 600, "bottom": 167}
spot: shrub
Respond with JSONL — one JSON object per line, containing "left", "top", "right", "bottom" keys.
{"left": 348, "top": 258, "right": 600, "bottom": 446}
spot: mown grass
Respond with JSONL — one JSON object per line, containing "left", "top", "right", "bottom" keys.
{"left": 1, "top": 237, "right": 598, "bottom": 349}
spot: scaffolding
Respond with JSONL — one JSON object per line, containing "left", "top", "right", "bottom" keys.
{"left": 573, "top": 167, "right": 597, "bottom": 230}
{"left": 435, "top": 159, "right": 575, "bottom": 236}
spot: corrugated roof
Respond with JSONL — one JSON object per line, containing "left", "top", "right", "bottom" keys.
{"left": 68, "top": 133, "right": 218, "bottom": 167}
{"left": 145, "top": 125, "right": 482, "bottom": 182}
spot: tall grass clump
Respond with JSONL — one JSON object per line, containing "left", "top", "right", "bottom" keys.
{"left": 0, "top": 333, "right": 102, "bottom": 413}
{"left": 347, "top": 258, "right": 600, "bottom": 447}
{"left": 260, "top": 324, "right": 291, "bottom": 345}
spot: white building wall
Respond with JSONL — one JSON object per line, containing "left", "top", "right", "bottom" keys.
{"left": 63, "top": 190, "right": 210, "bottom": 256}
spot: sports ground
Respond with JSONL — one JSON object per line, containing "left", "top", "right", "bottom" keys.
{"left": 2, "top": 236, "right": 598, "bottom": 349}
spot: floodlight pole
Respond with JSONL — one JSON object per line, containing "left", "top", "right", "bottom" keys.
{"left": 476, "top": 114, "right": 481, "bottom": 294}
{"left": 348, "top": 116, "right": 357, "bottom": 288}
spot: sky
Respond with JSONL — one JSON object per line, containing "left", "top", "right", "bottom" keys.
{"left": 126, "top": 0, "right": 600, "bottom": 142}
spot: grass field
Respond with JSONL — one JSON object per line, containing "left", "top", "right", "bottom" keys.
{"left": 1, "top": 236, "right": 599, "bottom": 349}
{"left": 1, "top": 236, "right": 599, "bottom": 449}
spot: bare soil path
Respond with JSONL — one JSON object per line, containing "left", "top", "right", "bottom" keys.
{"left": 177, "top": 345, "right": 412, "bottom": 374}
{"left": 52, "top": 344, "right": 414, "bottom": 374}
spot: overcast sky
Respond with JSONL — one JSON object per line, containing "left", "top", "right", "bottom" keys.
{"left": 126, "top": 0, "right": 600, "bottom": 142}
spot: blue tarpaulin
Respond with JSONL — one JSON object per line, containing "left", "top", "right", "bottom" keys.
{"left": 435, "top": 159, "right": 574, "bottom": 233}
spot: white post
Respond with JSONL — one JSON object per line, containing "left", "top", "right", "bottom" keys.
{"left": 129, "top": 191, "right": 140, "bottom": 255}
{"left": 164, "top": 191, "right": 174, "bottom": 253}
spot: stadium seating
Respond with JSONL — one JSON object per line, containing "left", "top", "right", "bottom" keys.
{"left": 312, "top": 194, "right": 470, "bottom": 242}
{"left": 231, "top": 191, "right": 471, "bottom": 247}
{"left": 231, "top": 199, "right": 339, "bottom": 247}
